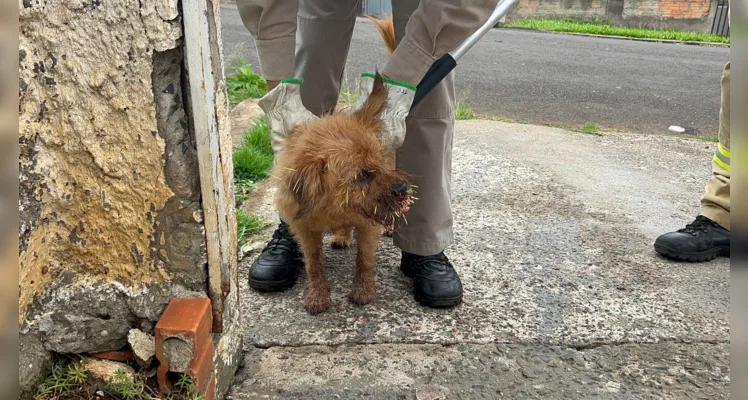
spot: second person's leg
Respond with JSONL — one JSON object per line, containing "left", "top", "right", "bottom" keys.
{"left": 654, "top": 61, "right": 730, "bottom": 262}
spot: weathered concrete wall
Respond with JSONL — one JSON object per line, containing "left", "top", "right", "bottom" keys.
{"left": 19, "top": 0, "right": 212, "bottom": 397}
{"left": 511, "top": 0, "right": 607, "bottom": 19}
{"left": 507, "top": 0, "right": 717, "bottom": 32}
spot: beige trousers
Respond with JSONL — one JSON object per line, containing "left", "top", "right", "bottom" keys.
{"left": 293, "top": 0, "right": 456, "bottom": 256}
{"left": 701, "top": 60, "right": 730, "bottom": 230}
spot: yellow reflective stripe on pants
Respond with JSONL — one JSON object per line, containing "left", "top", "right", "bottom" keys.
{"left": 714, "top": 143, "right": 730, "bottom": 171}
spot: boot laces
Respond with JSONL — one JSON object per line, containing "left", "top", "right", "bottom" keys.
{"left": 679, "top": 215, "right": 713, "bottom": 234}
{"left": 413, "top": 252, "right": 453, "bottom": 274}
{"left": 264, "top": 223, "right": 297, "bottom": 252}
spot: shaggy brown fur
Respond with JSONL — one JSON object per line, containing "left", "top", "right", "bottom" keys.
{"left": 353, "top": 14, "right": 399, "bottom": 239}
{"left": 365, "top": 14, "right": 397, "bottom": 54}
{"left": 272, "top": 72, "right": 415, "bottom": 314}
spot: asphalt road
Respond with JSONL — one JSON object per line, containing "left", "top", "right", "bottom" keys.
{"left": 220, "top": 4, "right": 730, "bottom": 135}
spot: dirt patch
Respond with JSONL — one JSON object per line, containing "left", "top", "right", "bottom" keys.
{"left": 230, "top": 98, "right": 263, "bottom": 148}
{"left": 237, "top": 180, "right": 278, "bottom": 258}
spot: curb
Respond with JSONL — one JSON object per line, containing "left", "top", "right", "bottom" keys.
{"left": 500, "top": 27, "right": 730, "bottom": 48}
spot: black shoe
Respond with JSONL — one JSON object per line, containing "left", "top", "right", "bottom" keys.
{"left": 654, "top": 215, "right": 730, "bottom": 262}
{"left": 248, "top": 221, "right": 304, "bottom": 292}
{"left": 401, "top": 251, "right": 463, "bottom": 308}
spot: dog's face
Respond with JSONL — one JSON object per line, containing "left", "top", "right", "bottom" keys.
{"left": 273, "top": 73, "right": 415, "bottom": 227}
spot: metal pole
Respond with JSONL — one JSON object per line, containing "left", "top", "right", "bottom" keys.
{"left": 449, "top": 0, "right": 522, "bottom": 61}
{"left": 412, "top": 0, "right": 520, "bottom": 107}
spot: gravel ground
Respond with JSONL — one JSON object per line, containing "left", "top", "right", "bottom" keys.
{"left": 228, "top": 120, "right": 729, "bottom": 399}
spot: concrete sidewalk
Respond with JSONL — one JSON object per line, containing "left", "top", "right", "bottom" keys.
{"left": 229, "top": 120, "right": 729, "bottom": 399}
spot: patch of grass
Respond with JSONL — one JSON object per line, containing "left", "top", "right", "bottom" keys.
{"left": 237, "top": 209, "right": 271, "bottom": 245}
{"left": 570, "top": 121, "right": 602, "bottom": 135}
{"left": 106, "top": 369, "right": 152, "bottom": 400}
{"left": 106, "top": 370, "right": 205, "bottom": 400}
{"left": 234, "top": 178, "right": 257, "bottom": 203}
{"left": 455, "top": 100, "right": 479, "bottom": 120}
{"left": 231, "top": 115, "right": 274, "bottom": 250}
{"left": 35, "top": 358, "right": 204, "bottom": 400}
{"left": 233, "top": 116, "right": 273, "bottom": 181}
{"left": 504, "top": 18, "right": 729, "bottom": 44}
{"left": 34, "top": 360, "right": 88, "bottom": 400}
{"left": 226, "top": 60, "right": 267, "bottom": 104}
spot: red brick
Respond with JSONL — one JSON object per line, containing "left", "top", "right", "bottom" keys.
{"left": 203, "top": 373, "right": 216, "bottom": 400}
{"left": 155, "top": 298, "right": 212, "bottom": 393}
{"left": 155, "top": 298, "right": 212, "bottom": 344}
{"left": 89, "top": 349, "right": 135, "bottom": 362}
{"left": 188, "top": 336, "right": 214, "bottom": 392}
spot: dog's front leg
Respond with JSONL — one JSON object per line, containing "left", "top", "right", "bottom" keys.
{"left": 296, "top": 229, "right": 331, "bottom": 314}
{"left": 349, "top": 225, "right": 379, "bottom": 305}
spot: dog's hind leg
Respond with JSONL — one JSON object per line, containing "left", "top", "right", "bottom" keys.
{"left": 296, "top": 229, "right": 331, "bottom": 314}
{"left": 348, "top": 225, "right": 380, "bottom": 305}
{"left": 329, "top": 227, "right": 354, "bottom": 249}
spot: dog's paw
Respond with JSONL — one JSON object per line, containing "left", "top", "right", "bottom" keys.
{"left": 303, "top": 292, "right": 332, "bottom": 314}
{"left": 348, "top": 286, "right": 376, "bottom": 306}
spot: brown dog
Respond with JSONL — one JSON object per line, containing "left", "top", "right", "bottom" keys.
{"left": 272, "top": 72, "right": 416, "bottom": 314}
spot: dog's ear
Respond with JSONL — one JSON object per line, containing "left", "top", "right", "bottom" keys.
{"left": 353, "top": 72, "right": 387, "bottom": 126}
{"left": 287, "top": 159, "right": 325, "bottom": 219}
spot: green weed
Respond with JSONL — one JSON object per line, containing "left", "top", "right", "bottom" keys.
{"left": 34, "top": 360, "right": 88, "bottom": 400}
{"left": 455, "top": 100, "right": 479, "bottom": 120}
{"left": 107, "top": 369, "right": 150, "bottom": 400}
{"left": 237, "top": 209, "right": 271, "bottom": 246}
{"left": 234, "top": 178, "right": 257, "bottom": 203}
{"left": 226, "top": 60, "right": 267, "bottom": 103}
{"left": 339, "top": 76, "right": 360, "bottom": 105}
{"left": 572, "top": 121, "right": 602, "bottom": 135}
{"left": 233, "top": 116, "right": 274, "bottom": 181}
{"left": 35, "top": 358, "right": 206, "bottom": 400}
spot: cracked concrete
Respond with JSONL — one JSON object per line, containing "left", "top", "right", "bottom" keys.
{"left": 230, "top": 120, "right": 729, "bottom": 398}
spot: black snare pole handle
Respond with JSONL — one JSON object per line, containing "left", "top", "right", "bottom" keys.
{"left": 412, "top": 54, "right": 457, "bottom": 107}
{"left": 410, "top": 0, "right": 521, "bottom": 109}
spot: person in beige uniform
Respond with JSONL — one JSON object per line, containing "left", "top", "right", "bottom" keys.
{"left": 237, "top": 0, "right": 502, "bottom": 307}
{"left": 654, "top": 7, "right": 730, "bottom": 262}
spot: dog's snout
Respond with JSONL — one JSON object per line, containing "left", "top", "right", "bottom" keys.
{"left": 391, "top": 182, "right": 408, "bottom": 193}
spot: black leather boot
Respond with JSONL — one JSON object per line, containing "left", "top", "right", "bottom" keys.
{"left": 654, "top": 215, "right": 730, "bottom": 262}
{"left": 401, "top": 251, "right": 463, "bottom": 308}
{"left": 248, "top": 221, "right": 304, "bottom": 292}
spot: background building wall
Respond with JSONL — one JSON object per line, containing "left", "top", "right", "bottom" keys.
{"left": 359, "top": 0, "right": 721, "bottom": 33}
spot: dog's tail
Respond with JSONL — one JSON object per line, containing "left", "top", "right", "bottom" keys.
{"left": 364, "top": 14, "right": 396, "bottom": 56}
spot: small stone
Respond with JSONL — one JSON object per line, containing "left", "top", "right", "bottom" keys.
{"left": 83, "top": 358, "right": 135, "bottom": 384}
{"left": 660, "top": 376, "right": 675, "bottom": 385}
{"left": 605, "top": 381, "right": 621, "bottom": 393}
{"left": 127, "top": 329, "right": 156, "bottom": 367}
{"left": 416, "top": 384, "right": 449, "bottom": 400}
